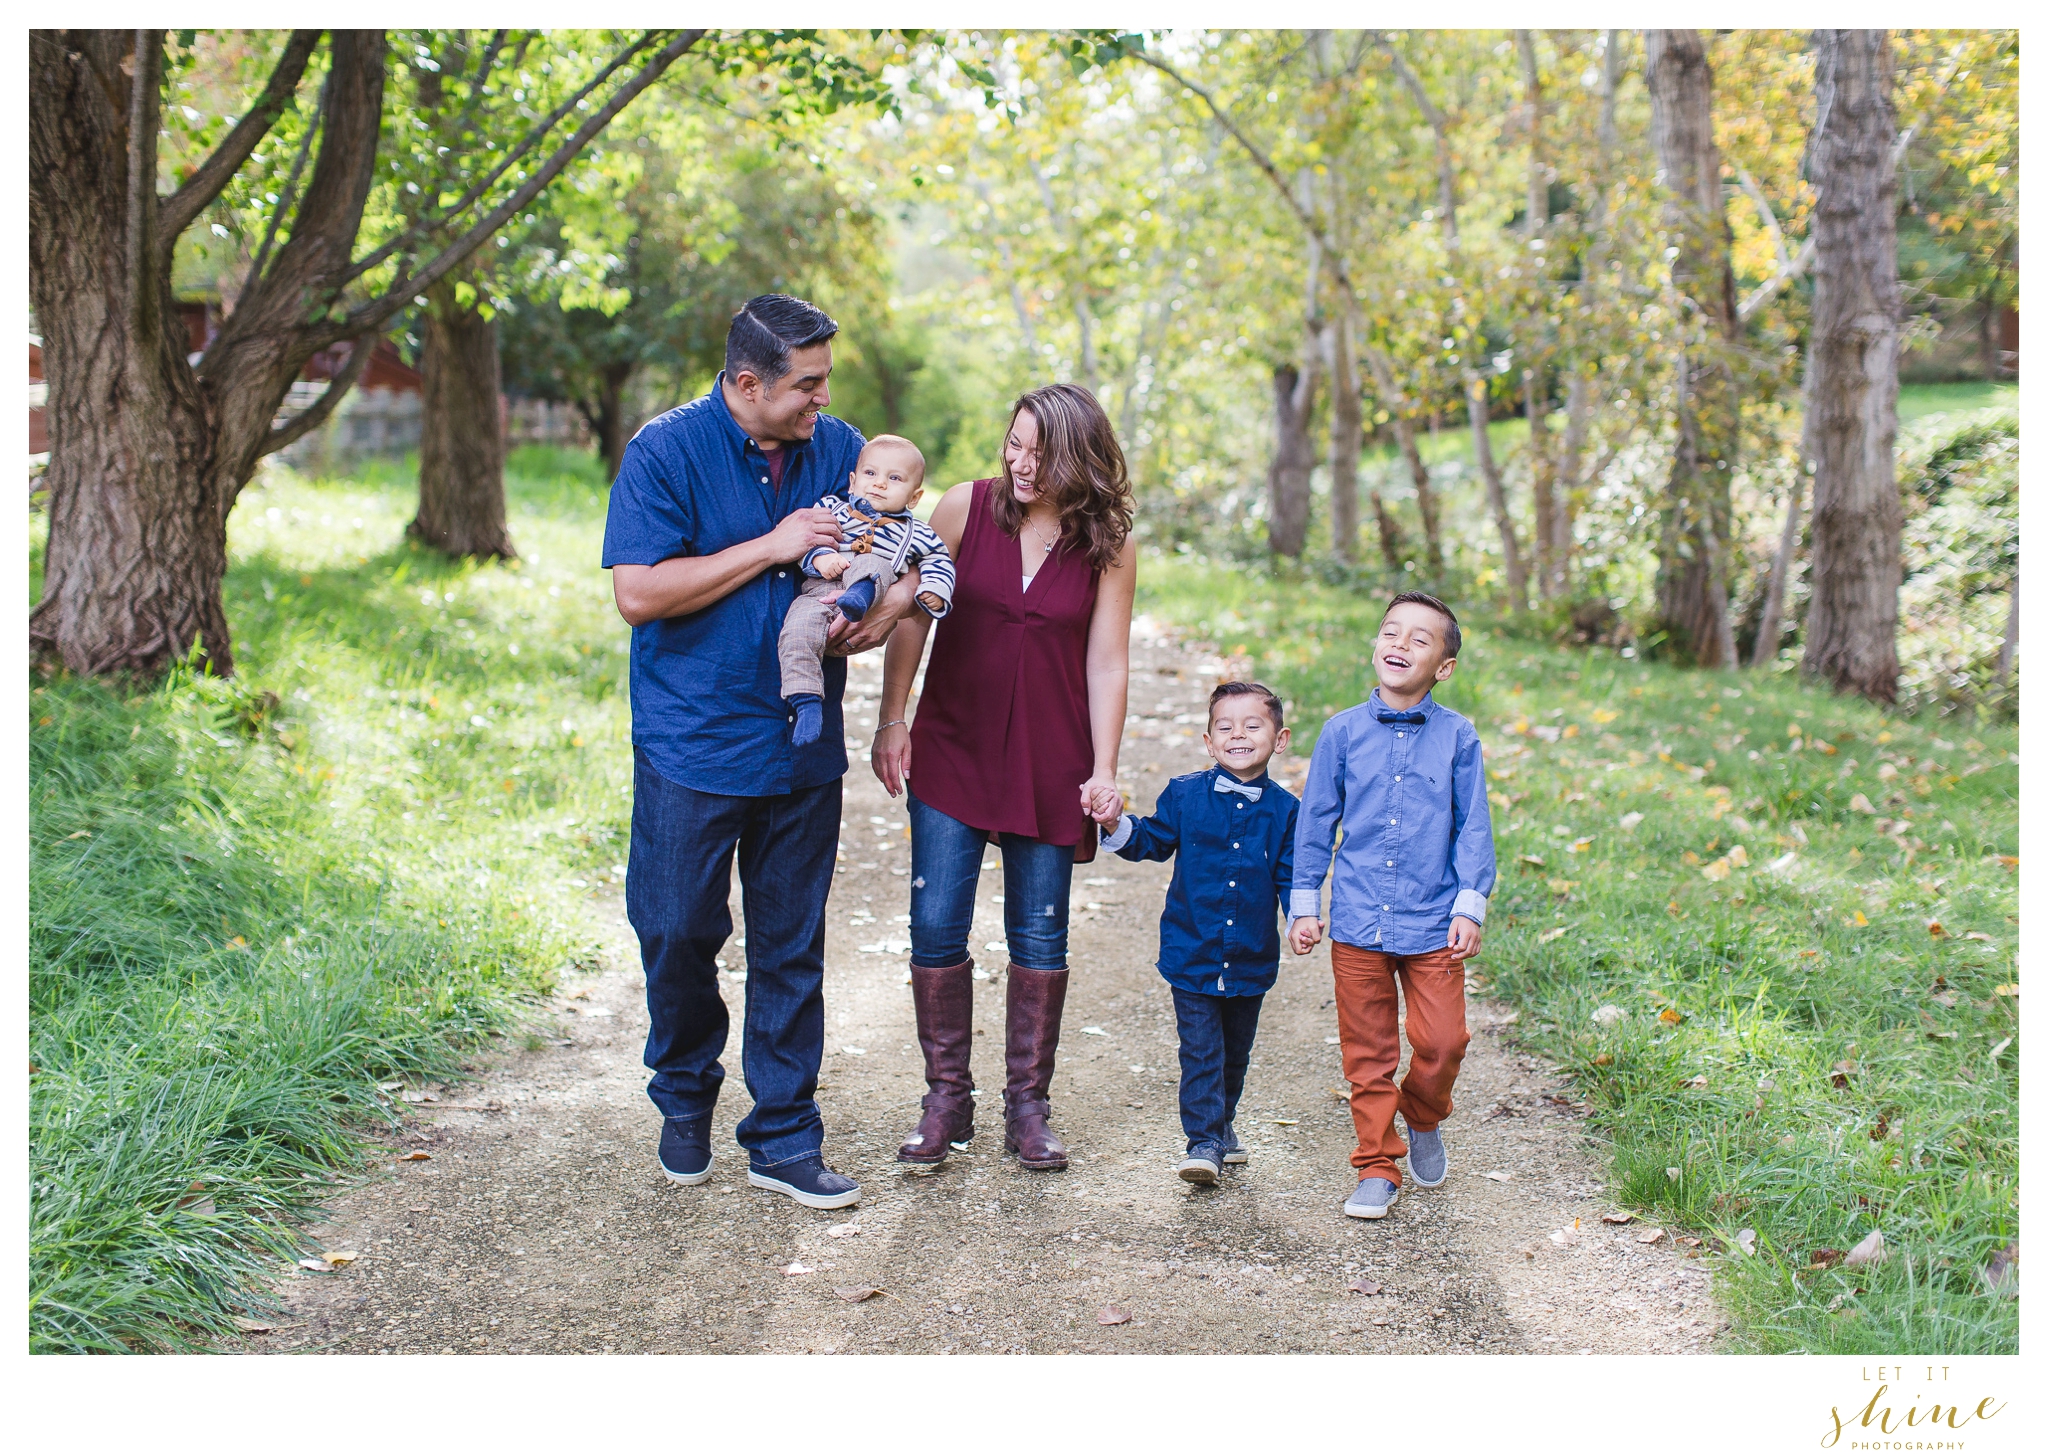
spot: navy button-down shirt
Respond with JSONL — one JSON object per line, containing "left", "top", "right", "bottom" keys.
{"left": 1101, "top": 766, "right": 1299, "bottom": 997}
{"left": 1290, "top": 690, "right": 1496, "bottom": 954}
{"left": 601, "top": 378, "right": 866, "bottom": 795}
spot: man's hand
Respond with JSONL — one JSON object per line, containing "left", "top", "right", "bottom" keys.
{"left": 813, "top": 552, "right": 850, "bottom": 579}
{"left": 1289, "top": 916, "right": 1324, "bottom": 956}
{"left": 766, "top": 506, "right": 843, "bottom": 564}
{"left": 826, "top": 571, "right": 918, "bottom": 656}
{"left": 1447, "top": 915, "right": 1483, "bottom": 960}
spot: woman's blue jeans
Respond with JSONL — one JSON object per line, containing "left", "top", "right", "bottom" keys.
{"left": 907, "top": 790, "right": 1074, "bottom": 970}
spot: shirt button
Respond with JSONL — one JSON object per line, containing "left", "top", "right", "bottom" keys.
{"left": 760, "top": 476, "right": 769, "bottom": 484}
{"left": 1232, "top": 842, "right": 1239, "bottom": 849}
{"left": 778, "top": 570, "right": 788, "bottom": 578}
{"left": 1395, "top": 775, "right": 1402, "bottom": 782}
{"left": 1383, "top": 905, "right": 1392, "bottom": 911}
{"left": 1387, "top": 860, "right": 1394, "bottom": 867}
{"left": 1228, "top": 880, "right": 1236, "bottom": 887}
{"left": 1397, "top": 732, "right": 1405, "bottom": 738}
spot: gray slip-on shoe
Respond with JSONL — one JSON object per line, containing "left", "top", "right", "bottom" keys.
{"left": 1344, "top": 1176, "right": 1400, "bottom": 1220}
{"left": 1405, "top": 1123, "right": 1448, "bottom": 1188}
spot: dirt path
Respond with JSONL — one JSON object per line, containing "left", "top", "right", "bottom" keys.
{"left": 250, "top": 623, "right": 1721, "bottom": 1356}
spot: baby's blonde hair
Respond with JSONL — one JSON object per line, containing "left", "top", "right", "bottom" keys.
{"left": 860, "top": 433, "right": 926, "bottom": 485}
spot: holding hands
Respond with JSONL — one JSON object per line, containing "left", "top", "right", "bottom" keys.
{"left": 1288, "top": 916, "right": 1323, "bottom": 956}
{"left": 1080, "top": 777, "right": 1123, "bottom": 833}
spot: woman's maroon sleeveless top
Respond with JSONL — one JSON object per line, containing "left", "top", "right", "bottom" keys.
{"left": 911, "top": 478, "right": 1099, "bottom": 858}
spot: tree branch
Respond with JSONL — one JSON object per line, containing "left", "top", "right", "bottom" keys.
{"left": 335, "top": 29, "right": 706, "bottom": 339}
{"left": 1377, "top": 34, "right": 1459, "bottom": 246}
{"left": 341, "top": 30, "right": 663, "bottom": 288}
{"left": 240, "top": 67, "right": 330, "bottom": 311}
{"left": 158, "top": 30, "right": 322, "bottom": 250}
{"left": 126, "top": 29, "right": 164, "bottom": 336}
{"left": 259, "top": 332, "right": 377, "bottom": 457}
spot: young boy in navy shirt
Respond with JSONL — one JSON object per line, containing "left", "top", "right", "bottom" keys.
{"left": 1087, "top": 681, "right": 1300, "bottom": 1185}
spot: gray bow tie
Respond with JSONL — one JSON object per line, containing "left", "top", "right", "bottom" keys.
{"left": 1214, "top": 776, "right": 1263, "bottom": 802}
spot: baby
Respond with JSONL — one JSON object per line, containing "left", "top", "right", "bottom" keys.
{"left": 779, "top": 434, "right": 956, "bottom": 745}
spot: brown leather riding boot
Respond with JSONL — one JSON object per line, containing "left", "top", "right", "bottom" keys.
{"left": 1003, "top": 965, "right": 1071, "bottom": 1171}
{"left": 897, "top": 959, "right": 976, "bottom": 1170}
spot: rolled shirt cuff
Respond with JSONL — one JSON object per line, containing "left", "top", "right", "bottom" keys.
{"left": 1452, "top": 889, "right": 1489, "bottom": 925}
{"left": 1099, "top": 816, "right": 1135, "bottom": 852}
{"left": 1288, "top": 889, "right": 1323, "bottom": 921}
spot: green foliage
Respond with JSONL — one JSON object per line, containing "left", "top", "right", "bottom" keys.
{"left": 1894, "top": 408, "right": 2018, "bottom": 715}
{"left": 1139, "top": 552, "right": 2018, "bottom": 1354}
{"left": 29, "top": 448, "right": 630, "bottom": 1353}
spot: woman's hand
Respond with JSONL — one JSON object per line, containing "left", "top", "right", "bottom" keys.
{"left": 1078, "top": 775, "right": 1119, "bottom": 823}
{"left": 873, "top": 721, "right": 912, "bottom": 798}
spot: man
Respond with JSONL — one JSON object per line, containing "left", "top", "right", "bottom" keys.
{"left": 604, "top": 294, "right": 920, "bottom": 1209}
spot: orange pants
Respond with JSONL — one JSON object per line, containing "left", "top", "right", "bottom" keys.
{"left": 1330, "top": 942, "right": 1471, "bottom": 1186}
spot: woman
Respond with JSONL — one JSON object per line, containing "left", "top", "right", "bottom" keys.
{"left": 871, "top": 384, "right": 1136, "bottom": 1172}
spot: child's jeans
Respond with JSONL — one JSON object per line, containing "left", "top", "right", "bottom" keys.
{"left": 1330, "top": 941, "right": 1470, "bottom": 1187}
{"left": 1171, "top": 986, "right": 1264, "bottom": 1154}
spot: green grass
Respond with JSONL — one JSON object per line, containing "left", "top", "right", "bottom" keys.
{"left": 1897, "top": 381, "right": 2017, "bottom": 423}
{"left": 1138, "top": 554, "right": 2019, "bottom": 1354}
{"left": 29, "top": 447, "right": 633, "bottom": 1352}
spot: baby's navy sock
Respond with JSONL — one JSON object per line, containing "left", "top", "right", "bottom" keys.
{"left": 835, "top": 576, "right": 878, "bottom": 621}
{"left": 790, "top": 694, "right": 823, "bottom": 747}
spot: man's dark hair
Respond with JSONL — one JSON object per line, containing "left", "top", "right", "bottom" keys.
{"left": 725, "top": 294, "right": 839, "bottom": 387}
{"left": 1209, "top": 679, "right": 1284, "bottom": 730}
{"left": 1383, "top": 591, "right": 1462, "bottom": 660}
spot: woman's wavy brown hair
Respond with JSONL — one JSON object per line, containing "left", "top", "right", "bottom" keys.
{"left": 992, "top": 383, "right": 1135, "bottom": 573}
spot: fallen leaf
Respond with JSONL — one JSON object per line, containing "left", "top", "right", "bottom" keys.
{"left": 826, "top": 1223, "right": 862, "bottom": 1238}
{"left": 1684, "top": 1074, "right": 1709, "bottom": 1088}
{"left": 1735, "top": 1228, "right": 1757, "bottom": 1256}
{"left": 1849, "top": 793, "right": 1877, "bottom": 814}
{"left": 1546, "top": 878, "right": 1578, "bottom": 896}
{"left": 1995, "top": 854, "right": 2018, "bottom": 869}
{"left": 1539, "top": 926, "right": 1569, "bottom": 944}
{"left": 1830, "top": 1060, "right": 1857, "bottom": 1089}
{"left": 399, "top": 1151, "right": 431, "bottom": 1161}
{"left": 231, "top": 1317, "right": 273, "bottom": 1333}
{"left": 1981, "top": 1240, "right": 2018, "bottom": 1297}
{"left": 1517, "top": 1244, "right": 1538, "bottom": 1261}
{"left": 1601, "top": 1212, "right": 1634, "bottom": 1224}
{"left": 319, "top": 1250, "right": 358, "bottom": 1266}
{"left": 296, "top": 1258, "right": 329, "bottom": 1273}
{"left": 1271, "top": 1118, "right": 1300, "bottom": 1126}
{"left": 1518, "top": 853, "right": 1547, "bottom": 868}
{"left": 1549, "top": 1226, "right": 1580, "bottom": 1248}
{"left": 1618, "top": 811, "right": 1644, "bottom": 831}
{"left": 1701, "top": 858, "right": 1731, "bottom": 881}
{"left": 1926, "top": 919, "right": 1946, "bottom": 937}
{"left": 834, "top": 1285, "right": 881, "bottom": 1302}
{"left": 1483, "top": 1171, "right": 1515, "bottom": 1182}
{"left": 1097, "top": 1305, "right": 1131, "bottom": 1326}
{"left": 1987, "top": 1036, "right": 2013, "bottom": 1062}
{"left": 1637, "top": 1229, "right": 1666, "bottom": 1245}
{"left": 1659, "top": 1008, "right": 1685, "bottom": 1025}
{"left": 1964, "top": 931, "right": 1993, "bottom": 942}
{"left": 1665, "top": 1167, "right": 1683, "bottom": 1182}
{"left": 1766, "top": 851, "right": 1799, "bottom": 875}
{"left": 1843, "top": 1229, "right": 1887, "bottom": 1267}
{"left": 785, "top": 1262, "right": 815, "bottom": 1276}
{"left": 1851, "top": 911, "right": 1869, "bottom": 927}
{"left": 1681, "top": 849, "right": 1702, "bottom": 866}
{"left": 1592, "top": 708, "right": 1620, "bottom": 725}
{"left": 1591, "top": 1053, "right": 1613, "bottom": 1067}
{"left": 1568, "top": 837, "right": 1595, "bottom": 854}
{"left": 1080, "top": 1026, "right": 1106, "bottom": 1036}
{"left": 1591, "top": 1003, "right": 1625, "bottom": 1025}
{"left": 1347, "top": 1279, "right": 1383, "bottom": 1296}
{"left": 1806, "top": 1248, "right": 1845, "bottom": 1270}
{"left": 65, "top": 829, "right": 92, "bottom": 840}
{"left": 1726, "top": 845, "right": 1749, "bottom": 868}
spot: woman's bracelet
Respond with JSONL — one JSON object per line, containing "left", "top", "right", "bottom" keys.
{"left": 875, "top": 719, "right": 907, "bottom": 733}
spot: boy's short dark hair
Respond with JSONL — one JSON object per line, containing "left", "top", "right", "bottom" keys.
{"left": 1383, "top": 591, "right": 1462, "bottom": 660}
{"left": 725, "top": 294, "right": 839, "bottom": 387}
{"left": 1209, "top": 679, "right": 1284, "bottom": 729}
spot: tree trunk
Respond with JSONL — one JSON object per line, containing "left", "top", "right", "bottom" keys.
{"left": 1392, "top": 417, "right": 1444, "bottom": 574}
{"left": 1802, "top": 29, "right": 1903, "bottom": 703}
{"left": 1645, "top": 29, "right": 1743, "bottom": 666}
{"left": 412, "top": 277, "right": 515, "bottom": 559}
{"left": 1324, "top": 316, "right": 1363, "bottom": 564}
{"left": 594, "top": 361, "right": 636, "bottom": 483}
{"left": 1552, "top": 372, "right": 1591, "bottom": 594}
{"left": 1266, "top": 360, "right": 1317, "bottom": 559}
{"left": 1751, "top": 471, "right": 1805, "bottom": 667}
{"left": 1525, "top": 371, "right": 1559, "bottom": 598}
{"left": 1468, "top": 375, "right": 1528, "bottom": 610}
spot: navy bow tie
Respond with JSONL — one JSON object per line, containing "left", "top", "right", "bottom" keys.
{"left": 1214, "top": 776, "right": 1263, "bottom": 801}
{"left": 1374, "top": 707, "right": 1427, "bottom": 726}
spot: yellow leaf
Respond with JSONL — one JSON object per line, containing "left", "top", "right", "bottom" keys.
{"left": 1701, "top": 858, "right": 1731, "bottom": 881}
{"left": 1562, "top": 724, "right": 1579, "bottom": 739}
{"left": 1538, "top": 926, "right": 1568, "bottom": 943}
{"left": 1568, "top": 837, "right": 1594, "bottom": 854}
{"left": 1852, "top": 911, "right": 1869, "bottom": 927}
{"left": 1726, "top": 845, "right": 1749, "bottom": 868}
{"left": 1591, "top": 708, "right": 1619, "bottom": 725}
{"left": 1659, "top": 1008, "right": 1684, "bottom": 1025}
{"left": 1681, "top": 850, "right": 1701, "bottom": 866}
{"left": 1992, "top": 984, "right": 2018, "bottom": 996}
{"left": 1546, "top": 878, "right": 1577, "bottom": 896}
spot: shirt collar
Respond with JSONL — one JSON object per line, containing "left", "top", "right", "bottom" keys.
{"left": 1208, "top": 765, "right": 1273, "bottom": 794}
{"left": 1366, "top": 689, "right": 1436, "bottom": 725}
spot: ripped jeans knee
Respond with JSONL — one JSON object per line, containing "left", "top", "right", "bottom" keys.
{"left": 905, "top": 790, "right": 1074, "bottom": 970}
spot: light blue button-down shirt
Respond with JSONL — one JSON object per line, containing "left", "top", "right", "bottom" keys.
{"left": 1289, "top": 690, "right": 1495, "bottom": 954}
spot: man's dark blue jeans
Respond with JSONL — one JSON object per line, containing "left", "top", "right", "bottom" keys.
{"left": 1171, "top": 986, "right": 1265, "bottom": 1154}
{"left": 626, "top": 749, "right": 840, "bottom": 1170}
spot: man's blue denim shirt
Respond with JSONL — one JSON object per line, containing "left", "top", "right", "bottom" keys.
{"left": 601, "top": 378, "right": 865, "bottom": 796}
{"left": 1290, "top": 690, "right": 1496, "bottom": 954}
{"left": 1101, "top": 765, "right": 1299, "bottom": 997}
